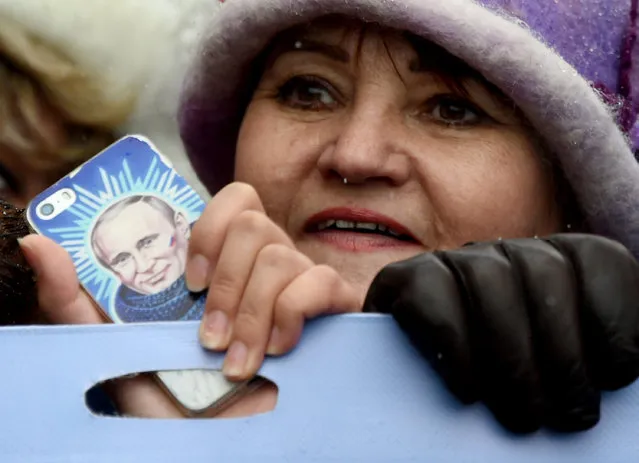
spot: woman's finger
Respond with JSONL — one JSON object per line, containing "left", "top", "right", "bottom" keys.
{"left": 20, "top": 235, "right": 183, "bottom": 418}
{"left": 501, "top": 239, "right": 599, "bottom": 432}
{"left": 19, "top": 234, "right": 103, "bottom": 324}
{"left": 444, "top": 243, "right": 544, "bottom": 434}
{"left": 186, "top": 182, "right": 266, "bottom": 292}
{"left": 267, "top": 264, "right": 362, "bottom": 356}
{"left": 547, "top": 234, "right": 639, "bottom": 391}
{"left": 219, "top": 244, "right": 312, "bottom": 380}
{"left": 363, "top": 253, "right": 478, "bottom": 405}
{"left": 200, "top": 209, "right": 294, "bottom": 350}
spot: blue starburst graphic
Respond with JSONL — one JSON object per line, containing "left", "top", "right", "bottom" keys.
{"left": 27, "top": 136, "right": 206, "bottom": 320}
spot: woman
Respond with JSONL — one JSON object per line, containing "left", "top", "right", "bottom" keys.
{"left": 20, "top": 0, "right": 639, "bottom": 433}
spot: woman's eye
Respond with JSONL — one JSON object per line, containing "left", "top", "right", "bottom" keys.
{"left": 427, "top": 96, "right": 483, "bottom": 126}
{"left": 277, "top": 76, "right": 339, "bottom": 110}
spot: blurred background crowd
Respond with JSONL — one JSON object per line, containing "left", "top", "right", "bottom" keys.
{"left": 0, "top": 0, "right": 215, "bottom": 207}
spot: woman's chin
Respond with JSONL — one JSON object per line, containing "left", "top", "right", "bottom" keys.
{"left": 296, "top": 235, "right": 425, "bottom": 300}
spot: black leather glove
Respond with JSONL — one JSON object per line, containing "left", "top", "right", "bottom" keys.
{"left": 363, "top": 234, "right": 639, "bottom": 434}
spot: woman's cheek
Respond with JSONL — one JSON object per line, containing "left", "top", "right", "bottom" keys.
{"left": 421, "top": 137, "right": 556, "bottom": 240}
{"left": 237, "top": 116, "right": 319, "bottom": 213}
{"left": 237, "top": 112, "right": 292, "bottom": 181}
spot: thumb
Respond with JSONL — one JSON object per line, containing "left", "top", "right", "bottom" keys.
{"left": 19, "top": 234, "right": 104, "bottom": 325}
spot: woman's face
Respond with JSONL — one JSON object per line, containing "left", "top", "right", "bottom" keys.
{"left": 235, "top": 19, "right": 561, "bottom": 295}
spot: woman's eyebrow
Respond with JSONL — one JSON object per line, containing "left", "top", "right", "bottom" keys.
{"left": 282, "top": 39, "right": 350, "bottom": 63}
{"left": 408, "top": 56, "right": 468, "bottom": 75}
{"left": 405, "top": 37, "right": 475, "bottom": 77}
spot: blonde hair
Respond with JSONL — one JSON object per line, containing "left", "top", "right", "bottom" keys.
{"left": 0, "top": 17, "right": 134, "bottom": 170}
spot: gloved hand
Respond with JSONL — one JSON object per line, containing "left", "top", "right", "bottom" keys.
{"left": 363, "top": 234, "right": 639, "bottom": 434}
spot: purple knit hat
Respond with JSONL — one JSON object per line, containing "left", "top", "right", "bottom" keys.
{"left": 178, "top": 0, "right": 639, "bottom": 256}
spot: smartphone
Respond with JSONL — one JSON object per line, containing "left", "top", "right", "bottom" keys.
{"left": 26, "top": 134, "right": 263, "bottom": 416}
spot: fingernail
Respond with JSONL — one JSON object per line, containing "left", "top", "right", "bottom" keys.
{"left": 266, "top": 326, "right": 281, "bottom": 355}
{"left": 186, "top": 254, "right": 209, "bottom": 292}
{"left": 16, "top": 238, "right": 38, "bottom": 270}
{"left": 200, "top": 310, "right": 229, "bottom": 350}
{"left": 223, "top": 341, "right": 248, "bottom": 378}
{"left": 17, "top": 237, "right": 29, "bottom": 251}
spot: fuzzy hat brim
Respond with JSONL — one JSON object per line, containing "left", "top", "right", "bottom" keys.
{"left": 178, "top": 0, "right": 639, "bottom": 256}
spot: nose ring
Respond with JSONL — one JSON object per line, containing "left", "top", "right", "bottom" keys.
{"left": 343, "top": 177, "right": 349, "bottom": 185}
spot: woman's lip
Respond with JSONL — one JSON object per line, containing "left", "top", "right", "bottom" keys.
{"left": 304, "top": 207, "right": 420, "bottom": 242}
{"left": 310, "top": 230, "right": 422, "bottom": 252}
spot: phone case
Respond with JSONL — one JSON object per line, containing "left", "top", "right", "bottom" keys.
{"left": 26, "top": 134, "right": 251, "bottom": 415}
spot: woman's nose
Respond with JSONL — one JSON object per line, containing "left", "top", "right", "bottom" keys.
{"left": 316, "top": 104, "right": 411, "bottom": 185}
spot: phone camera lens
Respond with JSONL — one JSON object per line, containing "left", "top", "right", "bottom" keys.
{"left": 40, "top": 203, "right": 55, "bottom": 217}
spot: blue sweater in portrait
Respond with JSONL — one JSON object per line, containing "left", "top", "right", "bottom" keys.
{"left": 87, "top": 275, "right": 206, "bottom": 415}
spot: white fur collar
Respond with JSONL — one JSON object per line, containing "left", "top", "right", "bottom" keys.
{"left": 0, "top": 0, "right": 218, "bottom": 197}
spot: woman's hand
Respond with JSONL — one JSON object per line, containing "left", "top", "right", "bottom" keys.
{"left": 21, "top": 181, "right": 360, "bottom": 418}
{"left": 19, "top": 233, "right": 184, "bottom": 418}
{"left": 186, "top": 182, "right": 362, "bottom": 381}
{"left": 363, "top": 234, "right": 639, "bottom": 434}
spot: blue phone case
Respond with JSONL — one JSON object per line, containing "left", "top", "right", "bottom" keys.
{"left": 27, "top": 135, "right": 207, "bottom": 323}
{"left": 25, "top": 135, "right": 245, "bottom": 414}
